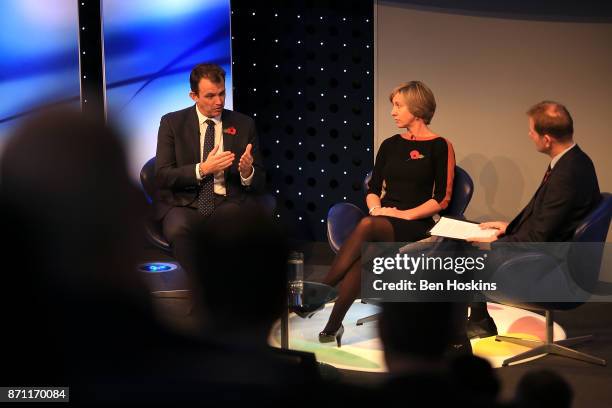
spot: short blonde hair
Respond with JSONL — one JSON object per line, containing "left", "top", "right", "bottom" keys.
{"left": 389, "top": 81, "right": 436, "bottom": 125}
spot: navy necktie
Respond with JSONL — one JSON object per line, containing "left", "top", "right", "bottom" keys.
{"left": 541, "top": 164, "right": 552, "bottom": 185}
{"left": 198, "top": 119, "right": 216, "bottom": 216}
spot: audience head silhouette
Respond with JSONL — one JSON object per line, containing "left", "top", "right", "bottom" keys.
{"left": 516, "top": 369, "right": 573, "bottom": 408}
{"left": 191, "top": 208, "right": 289, "bottom": 340}
{"left": 379, "top": 302, "right": 457, "bottom": 369}
{"left": 0, "top": 108, "right": 160, "bottom": 392}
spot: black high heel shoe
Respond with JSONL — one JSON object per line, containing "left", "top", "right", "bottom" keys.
{"left": 318, "top": 324, "right": 344, "bottom": 347}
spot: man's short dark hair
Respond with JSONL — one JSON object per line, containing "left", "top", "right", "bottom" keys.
{"left": 190, "top": 63, "right": 226, "bottom": 94}
{"left": 527, "top": 101, "right": 574, "bottom": 140}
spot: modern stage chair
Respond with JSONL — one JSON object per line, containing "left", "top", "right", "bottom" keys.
{"left": 140, "top": 157, "right": 278, "bottom": 253}
{"left": 140, "top": 157, "right": 278, "bottom": 310}
{"left": 140, "top": 157, "right": 172, "bottom": 253}
{"left": 491, "top": 193, "right": 611, "bottom": 366}
{"left": 325, "top": 171, "right": 372, "bottom": 253}
{"left": 327, "top": 166, "right": 474, "bottom": 252}
{"left": 326, "top": 166, "right": 475, "bottom": 325}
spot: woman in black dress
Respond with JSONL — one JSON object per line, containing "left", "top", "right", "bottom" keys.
{"left": 319, "top": 81, "right": 455, "bottom": 346}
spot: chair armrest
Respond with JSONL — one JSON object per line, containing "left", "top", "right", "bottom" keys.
{"left": 494, "top": 252, "right": 560, "bottom": 279}
{"left": 486, "top": 251, "right": 587, "bottom": 306}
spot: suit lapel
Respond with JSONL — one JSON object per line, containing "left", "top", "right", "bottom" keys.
{"left": 507, "top": 165, "right": 551, "bottom": 234}
{"left": 506, "top": 146, "right": 580, "bottom": 236}
{"left": 221, "top": 109, "right": 236, "bottom": 179}
{"left": 221, "top": 109, "right": 235, "bottom": 153}
{"left": 507, "top": 189, "right": 539, "bottom": 234}
{"left": 188, "top": 105, "right": 201, "bottom": 163}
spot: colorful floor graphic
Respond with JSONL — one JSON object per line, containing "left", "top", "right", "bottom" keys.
{"left": 269, "top": 301, "right": 566, "bottom": 371}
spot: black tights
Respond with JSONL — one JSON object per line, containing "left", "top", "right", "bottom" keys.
{"left": 321, "top": 216, "right": 395, "bottom": 333}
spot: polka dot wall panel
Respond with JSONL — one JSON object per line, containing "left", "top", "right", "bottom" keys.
{"left": 232, "top": 1, "right": 374, "bottom": 240}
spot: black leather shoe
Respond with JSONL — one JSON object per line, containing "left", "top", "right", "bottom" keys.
{"left": 467, "top": 317, "right": 498, "bottom": 339}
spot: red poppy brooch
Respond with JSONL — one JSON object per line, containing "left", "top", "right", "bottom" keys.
{"left": 223, "top": 127, "right": 237, "bottom": 135}
{"left": 409, "top": 149, "right": 424, "bottom": 160}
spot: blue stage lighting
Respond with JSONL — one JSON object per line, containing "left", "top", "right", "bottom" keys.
{"left": 138, "top": 262, "right": 178, "bottom": 273}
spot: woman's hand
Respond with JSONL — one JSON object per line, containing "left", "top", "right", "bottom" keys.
{"left": 371, "top": 207, "right": 415, "bottom": 220}
{"left": 374, "top": 207, "right": 401, "bottom": 218}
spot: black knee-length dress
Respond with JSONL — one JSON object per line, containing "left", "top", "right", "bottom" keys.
{"left": 367, "top": 134, "right": 455, "bottom": 241}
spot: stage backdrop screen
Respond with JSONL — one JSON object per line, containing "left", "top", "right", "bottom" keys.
{"left": 0, "top": 0, "right": 79, "bottom": 149}
{"left": 103, "top": 0, "right": 233, "bottom": 180}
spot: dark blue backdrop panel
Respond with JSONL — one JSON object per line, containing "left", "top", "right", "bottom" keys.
{"left": 0, "top": 0, "right": 80, "bottom": 141}
{"left": 102, "top": 0, "right": 232, "bottom": 180}
{"left": 231, "top": 2, "right": 374, "bottom": 240}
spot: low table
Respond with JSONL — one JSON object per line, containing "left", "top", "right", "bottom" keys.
{"left": 281, "top": 281, "right": 338, "bottom": 349}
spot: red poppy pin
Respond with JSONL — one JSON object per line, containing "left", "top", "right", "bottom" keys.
{"left": 409, "top": 149, "right": 424, "bottom": 160}
{"left": 223, "top": 127, "right": 237, "bottom": 135}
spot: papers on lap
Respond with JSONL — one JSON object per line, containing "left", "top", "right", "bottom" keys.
{"left": 429, "top": 217, "right": 498, "bottom": 240}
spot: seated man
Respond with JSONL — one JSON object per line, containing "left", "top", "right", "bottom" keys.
{"left": 468, "top": 101, "right": 601, "bottom": 338}
{"left": 154, "top": 63, "right": 266, "bottom": 274}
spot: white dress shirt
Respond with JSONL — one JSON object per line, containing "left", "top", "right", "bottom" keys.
{"left": 194, "top": 107, "right": 254, "bottom": 195}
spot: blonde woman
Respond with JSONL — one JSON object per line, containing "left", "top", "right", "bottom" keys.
{"left": 319, "top": 81, "right": 456, "bottom": 346}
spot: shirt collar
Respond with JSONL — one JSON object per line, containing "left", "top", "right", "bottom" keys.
{"left": 550, "top": 143, "right": 576, "bottom": 169}
{"left": 195, "top": 105, "right": 222, "bottom": 125}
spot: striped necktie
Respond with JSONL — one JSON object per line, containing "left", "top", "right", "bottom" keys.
{"left": 198, "top": 119, "right": 216, "bottom": 216}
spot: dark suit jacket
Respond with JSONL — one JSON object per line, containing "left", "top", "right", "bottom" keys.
{"left": 500, "top": 145, "right": 600, "bottom": 242}
{"left": 153, "top": 106, "right": 265, "bottom": 220}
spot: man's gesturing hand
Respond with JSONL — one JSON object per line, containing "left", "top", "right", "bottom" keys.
{"left": 238, "top": 143, "right": 254, "bottom": 178}
{"left": 199, "top": 145, "right": 234, "bottom": 176}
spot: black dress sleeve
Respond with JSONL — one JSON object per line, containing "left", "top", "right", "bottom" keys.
{"left": 367, "top": 137, "right": 389, "bottom": 197}
{"left": 431, "top": 138, "right": 455, "bottom": 210}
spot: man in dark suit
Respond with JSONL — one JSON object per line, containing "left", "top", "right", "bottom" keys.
{"left": 467, "top": 101, "right": 601, "bottom": 338}
{"left": 154, "top": 63, "right": 266, "bottom": 273}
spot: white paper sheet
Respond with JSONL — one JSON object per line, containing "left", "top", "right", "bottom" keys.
{"left": 429, "top": 217, "right": 498, "bottom": 240}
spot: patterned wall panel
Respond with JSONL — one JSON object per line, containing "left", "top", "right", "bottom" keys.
{"left": 232, "top": 1, "right": 374, "bottom": 240}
